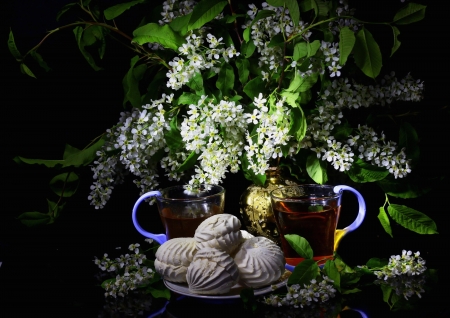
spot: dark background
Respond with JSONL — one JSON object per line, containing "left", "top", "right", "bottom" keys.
{"left": 1, "top": 0, "right": 449, "bottom": 316}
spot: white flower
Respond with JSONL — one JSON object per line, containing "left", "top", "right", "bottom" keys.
{"left": 328, "top": 62, "right": 342, "bottom": 77}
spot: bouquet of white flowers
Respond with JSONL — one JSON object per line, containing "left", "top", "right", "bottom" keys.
{"left": 10, "top": 0, "right": 437, "bottom": 237}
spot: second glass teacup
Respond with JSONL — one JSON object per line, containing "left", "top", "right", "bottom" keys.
{"left": 270, "top": 184, "right": 366, "bottom": 266}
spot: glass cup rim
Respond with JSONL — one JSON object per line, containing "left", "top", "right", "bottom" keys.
{"left": 270, "top": 184, "right": 340, "bottom": 200}
{"left": 158, "top": 184, "right": 225, "bottom": 202}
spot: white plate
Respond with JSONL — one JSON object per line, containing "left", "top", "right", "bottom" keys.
{"left": 164, "top": 271, "right": 290, "bottom": 301}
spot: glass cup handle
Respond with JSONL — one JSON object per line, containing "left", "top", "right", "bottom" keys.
{"left": 132, "top": 191, "right": 167, "bottom": 245}
{"left": 333, "top": 185, "right": 366, "bottom": 249}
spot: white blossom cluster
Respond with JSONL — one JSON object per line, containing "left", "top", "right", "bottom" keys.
{"left": 166, "top": 33, "right": 240, "bottom": 90}
{"left": 98, "top": 291, "right": 153, "bottom": 317}
{"left": 305, "top": 72, "right": 423, "bottom": 177}
{"left": 329, "top": 0, "right": 361, "bottom": 35}
{"left": 89, "top": 96, "right": 173, "bottom": 208}
{"left": 243, "top": 3, "right": 312, "bottom": 71}
{"left": 179, "top": 95, "right": 247, "bottom": 191}
{"left": 376, "top": 273, "right": 426, "bottom": 300}
{"left": 264, "top": 276, "right": 336, "bottom": 308}
{"left": 244, "top": 94, "right": 296, "bottom": 175}
{"left": 94, "top": 243, "right": 155, "bottom": 298}
{"left": 158, "top": 0, "right": 197, "bottom": 25}
{"left": 374, "top": 250, "right": 427, "bottom": 280}
{"left": 372, "top": 250, "right": 427, "bottom": 300}
{"left": 349, "top": 125, "right": 411, "bottom": 178}
{"left": 326, "top": 73, "right": 424, "bottom": 109}
{"left": 321, "top": 41, "right": 341, "bottom": 77}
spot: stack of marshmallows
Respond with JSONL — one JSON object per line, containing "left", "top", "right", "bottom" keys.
{"left": 154, "top": 214, "right": 285, "bottom": 295}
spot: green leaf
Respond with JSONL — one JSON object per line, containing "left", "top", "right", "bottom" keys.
{"left": 378, "top": 206, "right": 393, "bottom": 238}
{"left": 100, "top": 278, "right": 116, "bottom": 289}
{"left": 132, "top": 23, "right": 185, "bottom": 51}
{"left": 287, "top": 259, "right": 320, "bottom": 286}
{"left": 216, "top": 62, "right": 234, "bottom": 96}
{"left": 299, "top": 0, "right": 315, "bottom": 13}
{"left": 122, "top": 56, "right": 146, "bottom": 108}
{"left": 17, "top": 212, "right": 52, "bottom": 227}
{"left": 243, "top": 27, "right": 251, "bottom": 42}
{"left": 387, "top": 204, "right": 438, "bottom": 234}
{"left": 307, "top": 40, "right": 321, "bottom": 57}
{"left": 241, "top": 40, "right": 256, "bottom": 58}
{"left": 332, "top": 122, "right": 352, "bottom": 139}
{"left": 380, "top": 284, "right": 393, "bottom": 304}
{"left": 73, "top": 26, "right": 102, "bottom": 71}
{"left": 63, "top": 144, "right": 80, "bottom": 160}
{"left": 306, "top": 153, "right": 327, "bottom": 184}
{"left": 267, "top": 33, "right": 285, "bottom": 48}
{"left": 8, "top": 29, "right": 22, "bottom": 60}
{"left": 47, "top": 199, "right": 65, "bottom": 219}
{"left": 292, "top": 107, "right": 307, "bottom": 141}
{"left": 266, "top": 0, "right": 284, "bottom": 6}
{"left": 98, "top": 30, "right": 107, "bottom": 59}
{"left": 49, "top": 172, "right": 79, "bottom": 198}
{"left": 164, "top": 116, "right": 184, "bottom": 152}
{"left": 56, "top": 2, "right": 77, "bottom": 21}
{"left": 104, "top": 0, "right": 146, "bottom": 20}
{"left": 187, "top": 0, "right": 227, "bottom": 31}
{"left": 286, "top": 0, "right": 300, "bottom": 26}
{"left": 169, "top": 12, "right": 192, "bottom": 35}
{"left": 399, "top": 122, "right": 419, "bottom": 163}
{"left": 19, "top": 63, "right": 36, "bottom": 79}
{"left": 393, "top": 3, "right": 426, "bottom": 25}
{"left": 177, "top": 92, "right": 200, "bottom": 105}
{"left": 342, "top": 288, "right": 361, "bottom": 294}
{"left": 347, "top": 159, "right": 390, "bottom": 183}
{"left": 176, "top": 150, "right": 200, "bottom": 173}
{"left": 145, "top": 281, "right": 171, "bottom": 299}
{"left": 284, "top": 234, "right": 313, "bottom": 259}
{"left": 287, "top": 73, "right": 318, "bottom": 93}
{"left": 186, "top": 72, "right": 205, "bottom": 95}
{"left": 280, "top": 90, "right": 300, "bottom": 108}
{"left": 339, "top": 26, "right": 355, "bottom": 66}
{"left": 243, "top": 76, "right": 264, "bottom": 100}
{"left": 225, "top": 13, "right": 245, "bottom": 23}
{"left": 334, "top": 253, "right": 355, "bottom": 274}
{"left": 240, "top": 288, "right": 257, "bottom": 312}
{"left": 323, "top": 260, "right": 341, "bottom": 291}
{"left": 366, "top": 257, "right": 388, "bottom": 269}
{"left": 65, "top": 139, "right": 105, "bottom": 167}
{"left": 236, "top": 58, "right": 250, "bottom": 85}
{"left": 293, "top": 42, "right": 307, "bottom": 61}
{"left": 353, "top": 28, "right": 382, "bottom": 79}
{"left": 316, "top": 0, "right": 330, "bottom": 16}
{"left": 390, "top": 26, "right": 401, "bottom": 57}
{"left": 377, "top": 178, "right": 431, "bottom": 199}
{"left": 30, "top": 51, "right": 51, "bottom": 72}
{"left": 13, "top": 156, "right": 64, "bottom": 168}
{"left": 286, "top": 76, "right": 302, "bottom": 92}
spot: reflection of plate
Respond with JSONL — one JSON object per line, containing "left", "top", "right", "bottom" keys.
{"left": 164, "top": 271, "right": 290, "bottom": 301}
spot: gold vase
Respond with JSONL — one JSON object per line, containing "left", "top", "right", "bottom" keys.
{"left": 239, "top": 167, "right": 297, "bottom": 245}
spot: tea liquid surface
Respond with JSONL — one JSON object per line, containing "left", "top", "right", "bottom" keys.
{"left": 160, "top": 205, "right": 221, "bottom": 239}
{"left": 272, "top": 200, "right": 340, "bottom": 265}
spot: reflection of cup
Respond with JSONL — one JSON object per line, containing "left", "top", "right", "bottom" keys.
{"left": 270, "top": 185, "right": 365, "bottom": 266}
{"left": 132, "top": 185, "right": 225, "bottom": 245}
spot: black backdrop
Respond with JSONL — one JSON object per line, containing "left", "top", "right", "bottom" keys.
{"left": 1, "top": 0, "right": 450, "bottom": 316}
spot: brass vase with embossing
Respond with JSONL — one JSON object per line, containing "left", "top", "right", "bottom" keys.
{"left": 239, "top": 167, "right": 297, "bottom": 245}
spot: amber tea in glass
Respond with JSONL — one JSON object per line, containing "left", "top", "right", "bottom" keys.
{"left": 270, "top": 185, "right": 366, "bottom": 266}
{"left": 132, "top": 184, "right": 225, "bottom": 245}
